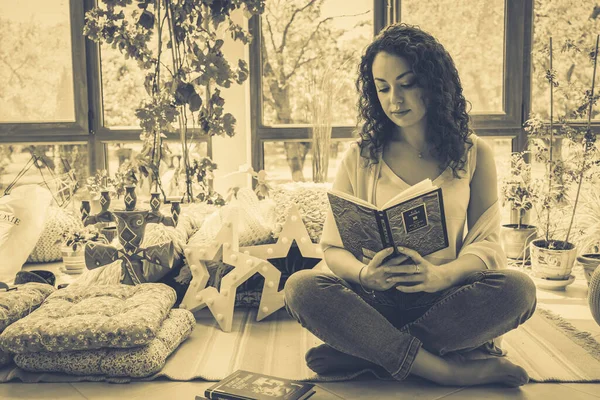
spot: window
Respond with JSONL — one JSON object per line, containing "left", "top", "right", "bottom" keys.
{"left": 0, "top": 0, "right": 75, "bottom": 123}
{"left": 400, "top": 0, "right": 505, "bottom": 113}
{"left": 530, "top": 0, "right": 600, "bottom": 122}
{"left": 0, "top": 0, "right": 89, "bottom": 196}
{"left": 104, "top": 141, "right": 208, "bottom": 198}
{"left": 251, "top": 0, "right": 530, "bottom": 182}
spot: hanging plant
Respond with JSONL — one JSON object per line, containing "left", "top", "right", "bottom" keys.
{"left": 84, "top": 0, "right": 265, "bottom": 202}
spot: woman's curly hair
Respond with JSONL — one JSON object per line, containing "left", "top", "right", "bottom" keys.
{"left": 356, "top": 23, "right": 473, "bottom": 178}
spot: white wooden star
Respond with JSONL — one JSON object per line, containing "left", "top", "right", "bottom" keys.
{"left": 179, "top": 209, "right": 285, "bottom": 332}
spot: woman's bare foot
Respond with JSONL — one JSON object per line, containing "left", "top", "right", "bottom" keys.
{"left": 445, "top": 356, "right": 529, "bottom": 387}
{"left": 411, "top": 348, "right": 529, "bottom": 387}
{"left": 305, "top": 344, "right": 378, "bottom": 375}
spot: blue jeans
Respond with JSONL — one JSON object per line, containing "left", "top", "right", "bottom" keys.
{"left": 284, "top": 268, "right": 536, "bottom": 380}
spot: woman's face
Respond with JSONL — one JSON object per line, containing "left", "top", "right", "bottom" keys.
{"left": 371, "top": 52, "right": 428, "bottom": 130}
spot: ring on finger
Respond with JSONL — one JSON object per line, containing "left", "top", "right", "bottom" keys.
{"left": 414, "top": 264, "right": 420, "bottom": 274}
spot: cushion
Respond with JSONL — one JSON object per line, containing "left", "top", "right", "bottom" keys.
{"left": 188, "top": 188, "right": 274, "bottom": 248}
{"left": 0, "top": 282, "right": 54, "bottom": 367}
{"left": 27, "top": 206, "right": 84, "bottom": 263}
{"left": 13, "top": 308, "right": 195, "bottom": 378}
{"left": 0, "top": 283, "right": 176, "bottom": 353}
{"left": 270, "top": 183, "right": 330, "bottom": 243}
{"left": 0, "top": 282, "right": 55, "bottom": 332}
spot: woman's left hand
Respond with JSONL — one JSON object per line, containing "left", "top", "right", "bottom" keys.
{"left": 384, "top": 246, "right": 453, "bottom": 293}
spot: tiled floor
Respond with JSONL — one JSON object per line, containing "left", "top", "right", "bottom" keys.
{"left": 1, "top": 265, "right": 599, "bottom": 399}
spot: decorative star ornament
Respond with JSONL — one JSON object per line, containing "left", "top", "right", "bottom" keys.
{"left": 240, "top": 204, "right": 325, "bottom": 267}
{"left": 179, "top": 209, "right": 284, "bottom": 332}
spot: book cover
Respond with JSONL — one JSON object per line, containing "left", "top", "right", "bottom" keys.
{"left": 203, "top": 370, "right": 315, "bottom": 400}
{"left": 327, "top": 184, "right": 449, "bottom": 263}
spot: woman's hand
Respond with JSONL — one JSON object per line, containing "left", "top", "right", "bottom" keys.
{"left": 360, "top": 247, "right": 410, "bottom": 292}
{"left": 384, "top": 246, "right": 453, "bottom": 293}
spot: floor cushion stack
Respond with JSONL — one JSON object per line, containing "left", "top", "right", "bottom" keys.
{"left": 0, "top": 283, "right": 195, "bottom": 378}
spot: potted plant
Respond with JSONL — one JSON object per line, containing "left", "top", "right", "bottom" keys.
{"left": 499, "top": 151, "right": 538, "bottom": 260}
{"left": 84, "top": 0, "right": 265, "bottom": 203}
{"left": 524, "top": 36, "right": 599, "bottom": 283}
{"left": 57, "top": 227, "right": 108, "bottom": 273}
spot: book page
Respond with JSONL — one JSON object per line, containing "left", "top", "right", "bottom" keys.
{"left": 380, "top": 178, "right": 435, "bottom": 210}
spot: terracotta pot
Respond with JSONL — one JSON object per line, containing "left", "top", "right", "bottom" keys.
{"left": 530, "top": 239, "right": 577, "bottom": 280}
{"left": 61, "top": 246, "right": 86, "bottom": 271}
{"left": 577, "top": 253, "right": 600, "bottom": 286}
{"left": 500, "top": 224, "right": 537, "bottom": 259}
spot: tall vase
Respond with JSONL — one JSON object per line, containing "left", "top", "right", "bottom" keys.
{"left": 171, "top": 200, "right": 181, "bottom": 226}
{"left": 124, "top": 185, "right": 137, "bottom": 211}
{"left": 80, "top": 200, "right": 90, "bottom": 222}
{"left": 150, "top": 192, "right": 161, "bottom": 213}
{"left": 100, "top": 190, "right": 111, "bottom": 212}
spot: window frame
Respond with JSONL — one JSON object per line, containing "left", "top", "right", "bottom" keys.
{"left": 0, "top": 0, "right": 212, "bottom": 180}
{"left": 0, "top": 0, "right": 89, "bottom": 140}
{"left": 250, "top": 0, "right": 534, "bottom": 173}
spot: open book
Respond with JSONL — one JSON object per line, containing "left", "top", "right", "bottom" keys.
{"left": 327, "top": 179, "right": 449, "bottom": 263}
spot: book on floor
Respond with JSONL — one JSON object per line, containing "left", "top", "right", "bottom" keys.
{"left": 200, "top": 369, "right": 316, "bottom": 400}
{"left": 327, "top": 178, "right": 449, "bottom": 263}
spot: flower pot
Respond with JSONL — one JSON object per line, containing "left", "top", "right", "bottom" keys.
{"left": 577, "top": 253, "right": 600, "bottom": 286}
{"left": 500, "top": 224, "right": 537, "bottom": 259}
{"left": 530, "top": 239, "right": 577, "bottom": 280}
{"left": 61, "top": 246, "right": 86, "bottom": 271}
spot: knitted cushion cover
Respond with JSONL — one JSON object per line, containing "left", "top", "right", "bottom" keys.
{"left": 270, "top": 183, "right": 330, "bottom": 244}
{"left": 27, "top": 206, "right": 83, "bottom": 263}
{"left": 0, "top": 283, "right": 176, "bottom": 354}
{"left": 13, "top": 308, "right": 195, "bottom": 378}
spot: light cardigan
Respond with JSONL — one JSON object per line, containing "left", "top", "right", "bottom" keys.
{"left": 320, "top": 134, "right": 507, "bottom": 270}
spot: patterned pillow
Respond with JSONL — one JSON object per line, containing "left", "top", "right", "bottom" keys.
{"left": 0, "top": 282, "right": 55, "bottom": 333}
{"left": 13, "top": 308, "right": 195, "bottom": 378}
{"left": 270, "top": 183, "right": 330, "bottom": 243}
{"left": 27, "top": 206, "right": 83, "bottom": 263}
{"left": 0, "top": 283, "right": 176, "bottom": 353}
{"left": 188, "top": 188, "right": 274, "bottom": 248}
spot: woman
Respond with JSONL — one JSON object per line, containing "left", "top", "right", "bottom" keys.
{"left": 284, "top": 23, "right": 536, "bottom": 387}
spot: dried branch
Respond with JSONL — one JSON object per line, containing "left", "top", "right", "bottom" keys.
{"left": 278, "top": 0, "right": 319, "bottom": 53}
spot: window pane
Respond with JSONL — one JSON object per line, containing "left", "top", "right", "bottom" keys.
{"left": 401, "top": 0, "right": 505, "bottom": 113}
{"left": 261, "top": 0, "right": 373, "bottom": 126}
{"left": 0, "top": 144, "right": 87, "bottom": 206}
{"left": 531, "top": 1, "right": 600, "bottom": 120}
{"left": 263, "top": 140, "right": 354, "bottom": 184}
{"left": 105, "top": 141, "right": 208, "bottom": 199}
{"left": 100, "top": 45, "right": 147, "bottom": 128}
{"left": 99, "top": 4, "right": 193, "bottom": 129}
{"left": 0, "top": 0, "right": 75, "bottom": 122}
